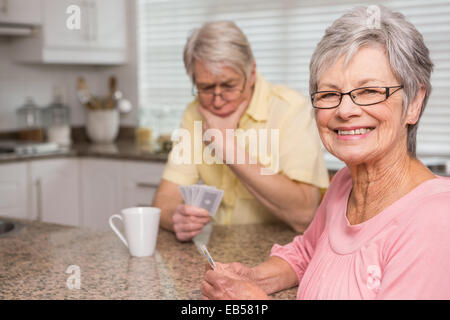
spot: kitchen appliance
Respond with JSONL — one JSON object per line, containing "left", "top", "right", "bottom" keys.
{"left": 16, "top": 97, "right": 44, "bottom": 142}
{"left": 0, "top": 140, "right": 62, "bottom": 156}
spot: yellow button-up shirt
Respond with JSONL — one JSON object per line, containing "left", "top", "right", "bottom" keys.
{"left": 162, "top": 73, "right": 329, "bottom": 225}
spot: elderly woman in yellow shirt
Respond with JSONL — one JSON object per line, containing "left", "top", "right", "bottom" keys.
{"left": 153, "top": 21, "right": 329, "bottom": 241}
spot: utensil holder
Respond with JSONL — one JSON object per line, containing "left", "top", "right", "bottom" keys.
{"left": 86, "top": 109, "right": 119, "bottom": 143}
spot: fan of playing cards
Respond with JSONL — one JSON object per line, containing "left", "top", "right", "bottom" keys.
{"left": 179, "top": 184, "right": 224, "bottom": 217}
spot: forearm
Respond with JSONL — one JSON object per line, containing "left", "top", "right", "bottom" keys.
{"left": 250, "top": 256, "right": 299, "bottom": 295}
{"left": 152, "top": 180, "right": 183, "bottom": 232}
{"left": 228, "top": 157, "right": 321, "bottom": 232}
{"left": 152, "top": 194, "right": 177, "bottom": 231}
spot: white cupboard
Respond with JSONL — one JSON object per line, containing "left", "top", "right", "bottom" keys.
{"left": 94, "top": 0, "right": 128, "bottom": 50}
{"left": 0, "top": 157, "right": 166, "bottom": 230}
{"left": 80, "top": 158, "right": 122, "bottom": 231}
{"left": 0, "top": 162, "right": 29, "bottom": 220}
{"left": 81, "top": 159, "right": 165, "bottom": 230}
{"left": 43, "top": 0, "right": 92, "bottom": 49}
{"left": 121, "top": 161, "right": 165, "bottom": 208}
{"left": 12, "top": 0, "right": 127, "bottom": 64}
{"left": 30, "top": 159, "right": 80, "bottom": 226}
{"left": 0, "top": 0, "right": 42, "bottom": 25}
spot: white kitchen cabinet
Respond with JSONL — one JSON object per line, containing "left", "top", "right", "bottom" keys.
{"left": 12, "top": 0, "right": 127, "bottom": 64}
{"left": 0, "top": 157, "right": 165, "bottom": 230}
{"left": 81, "top": 159, "right": 165, "bottom": 230}
{"left": 0, "top": 162, "right": 29, "bottom": 220}
{"left": 80, "top": 158, "right": 122, "bottom": 231}
{"left": 0, "top": 0, "right": 42, "bottom": 25}
{"left": 121, "top": 161, "right": 165, "bottom": 208}
{"left": 94, "top": 0, "right": 128, "bottom": 50}
{"left": 43, "top": 0, "right": 91, "bottom": 49}
{"left": 30, "top": 159, "right": 80, "bottom": 226}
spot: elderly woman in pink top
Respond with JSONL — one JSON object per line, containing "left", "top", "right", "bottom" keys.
{"left": 201, "top": 5, "right": 450, "bottom": 300}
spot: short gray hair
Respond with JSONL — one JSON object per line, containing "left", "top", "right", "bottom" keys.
{"left": 309, "top": 5, "right": 433, "bottom": 157}
{"left": 183, "top": 21, "right": 254, "bottom": 83}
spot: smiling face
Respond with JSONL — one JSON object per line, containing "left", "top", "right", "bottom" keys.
{"left": 315, "top": 46, "right": 410, "bottom": 166}
{"left": 193, "top": 59, "right": 255, "bottom": 117}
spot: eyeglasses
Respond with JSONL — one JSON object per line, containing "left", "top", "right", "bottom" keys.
{"left": 311, "top": 85, "right": 404, "bottom": 109}
{"left": 192, "top": 77, "right": 246, "bottom": 103}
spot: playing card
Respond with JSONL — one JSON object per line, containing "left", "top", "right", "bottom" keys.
{"left": 195, "top": 186, "right": 223, "bottom": 216}
{"left": 179, "top": 186, "right": 188, "bottom": 203}
{"left": 179, "top": 185, "right": 191, "bottom": 204}
{"left": 200, "top": 244, "right": 216, "bottom": 269}
{"left": 179, "top": 184, "right": 223, "bottom": 216}
{"left": 187, "top": 185, "right": 193, "bottom": 204}
{"left": 192, "top": 184, "right": 199, "bottom": 204}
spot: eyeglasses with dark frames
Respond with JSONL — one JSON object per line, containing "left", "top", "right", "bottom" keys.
{"left": 191, "top": 76, "right": 247, "bottom": 103}
{"left": 311, "top": 85, "right": 404, "bottom": 109}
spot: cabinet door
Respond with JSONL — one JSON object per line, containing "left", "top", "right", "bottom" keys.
{"left": 43, "top": 0, "right": 91, "bottom": 48}
{"left": 0, "top": 162, "right": 29, "bottom": 220}
{"left": 44, "top": 0, "right": 126, "bottom": 50}
{"left": 0, "top": 0, "right": 42, "bottom": 25}
{"left": 121, "top": 161, "right": 165, "bottom": 208}
{"left": 13, "top": 0, "right": 127, "bottom": 64}
{"left": 30, "top": 159, "right": 80, "bottom": 226}
{"left": 80, "top": 158, "right": 122, "bottom": 231}
{"left": 94, "top": 0, "right": 126, "bottom": 49}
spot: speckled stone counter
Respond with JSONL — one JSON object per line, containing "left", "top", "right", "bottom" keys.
{"left": 0, "top": 219, "right": 298, "bottom": 300}
{"left": 1, "top": 141, "right": 448, "bottom": 177}
{"left": 72, "top": 142, "right": 168, "bottom": 162}
{"left": 0, "top": 141, "right": 168, "bottom": 164}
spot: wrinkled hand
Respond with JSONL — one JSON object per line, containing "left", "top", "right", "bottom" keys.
{"left": 201, "top": 262, "right": 269, "bottom": 300}
{"left": 197, "top": 101, "right": 248, "bottom": 162}
{"left": 172, "top": 204, "right": 211, "bottom": 242}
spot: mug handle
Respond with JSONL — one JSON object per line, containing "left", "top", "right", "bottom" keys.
{"left": 109, "top": 214, "right": 128, "bottom": 248}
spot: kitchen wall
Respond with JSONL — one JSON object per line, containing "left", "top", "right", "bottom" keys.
{"left": 0, "top": 0, "right": 138, "bottom": 132}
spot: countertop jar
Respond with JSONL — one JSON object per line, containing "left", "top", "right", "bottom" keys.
{"left": 43, "top": 94, "right": 71, "bottom": 147}
{"left": 16, "top": 97, "right": 44, "bottom": 142}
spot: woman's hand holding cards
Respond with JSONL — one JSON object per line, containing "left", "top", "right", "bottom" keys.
{"left": 201, "top": 262, "right": 270, "bottom": 300}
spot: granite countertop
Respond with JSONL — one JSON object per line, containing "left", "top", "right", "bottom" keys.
{"left": 0, "top": 141, "right": 168, "bottom": 164}
{"left": 0, "top": 219, "right": 298, "bottom": 300}
{"left": 1, "top": 141, "right": 448, "bottom": 177}
{"left": 73, "top": 141, "right": 168, "bottom": 162}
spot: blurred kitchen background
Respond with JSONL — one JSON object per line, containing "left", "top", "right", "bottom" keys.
{"left": 0, "top": 0, "right": 449, "bottom": 230}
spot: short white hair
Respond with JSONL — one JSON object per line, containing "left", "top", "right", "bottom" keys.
{"left": 310, "top": 5, "right": 433, "bottom": 157}
{"left": 183, "top": 21, "right": 254, "bottom": 83}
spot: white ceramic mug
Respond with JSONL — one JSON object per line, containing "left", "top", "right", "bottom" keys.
{"left": 109, "top": 207, "right": 161, "bottom": 257}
